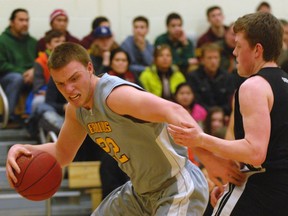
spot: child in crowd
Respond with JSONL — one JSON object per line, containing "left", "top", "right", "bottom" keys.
{"left": 174, "top": 82, "right": 207, "bottom": 126}
{"left": 203, "top": 106, "right": 227, "bottom": 138}
{"left": 25, "top": 30, "right": 65, "bottom": 115}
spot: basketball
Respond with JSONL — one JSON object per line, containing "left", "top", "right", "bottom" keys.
{"left": 13, "top": 149, "right": 62, "bottom": 201}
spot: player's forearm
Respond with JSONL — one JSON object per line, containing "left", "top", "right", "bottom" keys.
{"left": 200, "top": 133, "right": 264, "bottom": 166}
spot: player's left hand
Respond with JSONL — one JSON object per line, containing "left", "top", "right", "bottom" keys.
{"left": 168, "top": 122, "right": 203, "bottom": 148}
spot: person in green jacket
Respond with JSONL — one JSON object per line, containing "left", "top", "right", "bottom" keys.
{"left": 0, "top": 8, "right": 37, "bottom": 123}
{"left": 154, "top": 12, "right": 198, "bottom": 74}
{"left": 139, "top": 44, "right": 186, "bottom": 101}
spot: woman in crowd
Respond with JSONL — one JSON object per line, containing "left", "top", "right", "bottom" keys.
{"left": 107, "top": 48, "right": 137, "bottom": 84}
{"left": 174, "top": 82, "right": 207, "bottom": 126}
{"left": 139, "top": 44, "right": 186, "bottom": 101}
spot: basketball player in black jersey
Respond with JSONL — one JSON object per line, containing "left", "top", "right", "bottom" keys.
{"left": 169, "top": 12, "right": 288, "bottom": 215}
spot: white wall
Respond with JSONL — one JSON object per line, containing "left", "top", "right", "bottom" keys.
{"left": 0, "top": 0, "right": 287, "bottom": 45}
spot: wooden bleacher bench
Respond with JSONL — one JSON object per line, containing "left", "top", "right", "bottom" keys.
{"left": 68, "top": 161, "right": 102, "bottom": 211}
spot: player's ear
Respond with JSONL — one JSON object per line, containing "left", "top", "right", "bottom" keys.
{"left": 254, "top": 43, "right": 264, "bottom": 58}
{"left": 87, "top": 62, "right": 94, "bottom": 76}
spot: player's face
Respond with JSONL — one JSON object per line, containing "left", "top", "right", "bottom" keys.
{"left": 233, "top": 32, "right": 255, "bottom": 77}
{"left": 51, "top": 60, "right": 94, "bottom": 109}
{"left": 10, "top": 11, "right": 29, "bottom": 36}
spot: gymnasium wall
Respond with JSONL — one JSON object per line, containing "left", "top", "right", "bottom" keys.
{"left": 0, "top": 0, "right": 287, "bottom": 44}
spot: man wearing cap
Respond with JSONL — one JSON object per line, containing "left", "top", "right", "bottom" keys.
{"left": 81, "top": 16, "right": 110, "bottom": 50}
{"left": 36, "top": 9, "right": 80, "bottom": 53}
{"left": 89, "top": 26, "right": 119, "bottom": 75}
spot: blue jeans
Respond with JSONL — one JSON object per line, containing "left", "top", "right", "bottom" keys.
{"left": 0, "top": 72, "right": 24, "bottom": 118}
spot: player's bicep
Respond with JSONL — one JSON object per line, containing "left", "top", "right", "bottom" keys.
{"left": 107, "top": 85, "right": 185, "bottom": 123}
{"left": 239, "top": 78, "right": 271, "bottom": 158}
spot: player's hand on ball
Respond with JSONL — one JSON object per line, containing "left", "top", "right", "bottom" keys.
{"left": 6, "top": 144, "right": 32, "bottom": 186}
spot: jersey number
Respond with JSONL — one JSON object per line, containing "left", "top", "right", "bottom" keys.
{"left": 95, "top": 137, "right": 129, "bottom": 163}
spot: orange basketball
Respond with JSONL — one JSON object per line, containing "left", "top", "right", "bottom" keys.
{"left": 13, "top": 149, "right": 62, "bottom": 201}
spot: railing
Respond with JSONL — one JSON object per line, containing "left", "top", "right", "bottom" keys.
{"left": 0, "top": 85, "right": 9, "bottom": 129}
{"left": 44, "top": 130, "right": 58, "bottom": 216}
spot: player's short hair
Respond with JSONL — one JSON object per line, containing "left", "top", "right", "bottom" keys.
{"left": 233, "top": 12, "right": 283, "bottom": 62}
{"left": 48, "top": 42, "right": 91, "bottom": 70}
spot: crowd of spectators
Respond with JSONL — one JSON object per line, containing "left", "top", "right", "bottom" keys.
{"left": 1, "top": 0, "right": 286, "bottom": 204}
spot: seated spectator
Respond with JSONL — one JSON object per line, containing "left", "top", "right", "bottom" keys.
{"left": 203, "top": 106, "right": 227, "bottom": 137}
{"left": 89, "top": 26, "right": 119, "bottom": 75}
{"left": 26, "top": 30, "right": 65, "bottom": 115}
{"left": 107, "top": 48, "right": 137, "bottom": 84}
{"left": 256, "top": 1, "right": 272, "bottom": 13}
{"left": 278, "top": 19, "right": 288, "bottom": 66}
{"left": 139, "top": 44, "right": 186, "bottom": 101}
{"left": 154, "top": 12, "right": 197, "bottom": 74}
{"left": 173, "top": 82, "right": 207, "bottom": 126}
{"left": 81, "top": 16, "right": 110, "bottom": 50}
{"left": 0, "top": 8, "right": 37, "bottom": 126}
{"left": 202, "top": 106, "right": 227, "bottom": 216}
{"left": 187, "top": 43, "right": 235, "bottom": 116}
{"left": 216, "top": 23, "right": 236, "bottom": 73}
{"left": 35, "top": 78, "right": 67, "bottom": 135}
{"left": 196, "top": 6, "right": 227, "bottom": 51}
{"left": 36, "top": 9, "right": 80, "bottom": 53}
{"left": 121, "top": 16, "right": 153, "bottom": 77}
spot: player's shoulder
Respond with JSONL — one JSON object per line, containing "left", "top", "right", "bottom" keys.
{"left": 239, "top": 75, "right": 271, "bottom": 98}
{"left": 241, "top": 74, "right": 268, "bottom": 88}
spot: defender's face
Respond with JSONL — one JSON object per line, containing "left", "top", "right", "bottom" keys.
{"left": 50, "top": 61, "right": 94, "bottom": 108}
{"left": 233, "top": 32, "right": 255, "bottom": 77}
